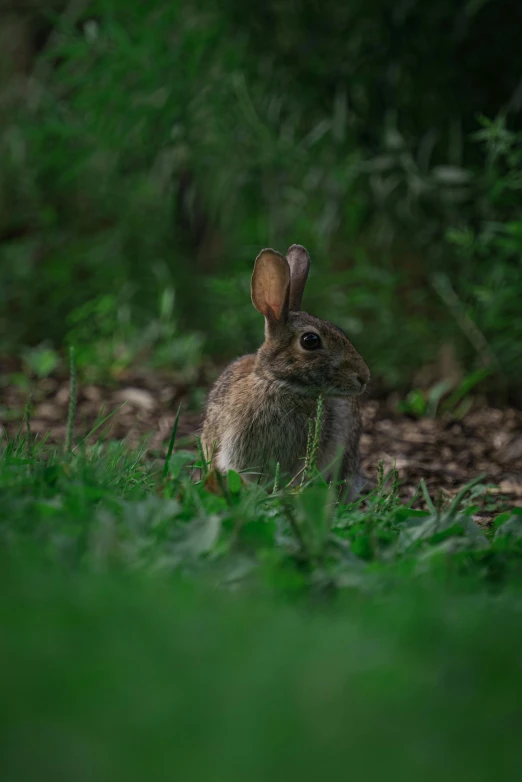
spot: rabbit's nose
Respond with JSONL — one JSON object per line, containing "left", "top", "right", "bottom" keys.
{"left": 356, "top": 369, "right": 370, "bottom": 387}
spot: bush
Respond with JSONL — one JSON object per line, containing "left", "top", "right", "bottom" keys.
{"left": 445, "top": 116, "right": 522, "bottom": 393}
{"left": 1, "top": 0, "right": 521, "bottom": 393}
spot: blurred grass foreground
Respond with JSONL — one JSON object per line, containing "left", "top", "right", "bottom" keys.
{"left": 0, "top": 0, "right": 521, "bottom": 397}
{"left": 2, "top": 561, "right": 522, "bottom": 782}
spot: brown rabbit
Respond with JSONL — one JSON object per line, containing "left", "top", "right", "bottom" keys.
{"left": 201, "top": 245, "right": 370, "bottom": 499}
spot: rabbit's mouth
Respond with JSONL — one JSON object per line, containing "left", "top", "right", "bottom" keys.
{"left": 270, "top": 373, "right": 367, "bottom": 397}
{"left": 326, "top": 380, "right": 367, "bottom": 397}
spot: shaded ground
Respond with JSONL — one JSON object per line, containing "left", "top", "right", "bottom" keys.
{"left": 1, "top": 365, "right": 521, "bottom": 521}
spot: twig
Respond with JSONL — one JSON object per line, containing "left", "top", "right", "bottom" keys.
{"left": 64, "top": 345, "right": 77, "bottom": 453}
{"left": 431, "top": 272, "right": 498, "bottom": 368}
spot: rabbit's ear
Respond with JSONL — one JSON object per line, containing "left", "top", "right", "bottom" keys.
{"left": 286, "top": 245, "right": 310, "bottom": 311}
{"left": 251, "top": 249, "right": 290, "bottom": 322}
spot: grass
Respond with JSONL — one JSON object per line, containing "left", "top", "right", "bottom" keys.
{"left": 3, "top": 414, "right": 521, "bottom": 592}
{"left": 1, "top": 392, "right": 522, "bottom": 779}
{"left": 3, "top": 561, "right": 522, "bottom": 782}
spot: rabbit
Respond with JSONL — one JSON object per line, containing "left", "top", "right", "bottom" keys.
{"left": 201, "top": 244, "right": 370, "bottom": 500}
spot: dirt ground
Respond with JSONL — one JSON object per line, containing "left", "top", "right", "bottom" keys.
{"left": 1, "top": 365, "right": 521, "bottom": 522}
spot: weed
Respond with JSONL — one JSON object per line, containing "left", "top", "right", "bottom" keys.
{"left": 398, "top": 369, "right": 492, "bottom": 418}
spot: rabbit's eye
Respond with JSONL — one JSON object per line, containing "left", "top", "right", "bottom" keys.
{"left": 300, "top": 332, "right": 321, "bottom": 350}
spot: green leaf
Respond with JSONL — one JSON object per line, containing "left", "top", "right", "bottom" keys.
{"left": 296, "top": 484, "right": 334, "bottom": 554}
{"left": 238, "top": 518, "right": 276, "bottom": 550}
{"left": 167, "top": 451, "right": 196, "bottom": 481}
{"left": 443, "top": 368, "right": 491, "bottom": 413}
{"left": 394, "top": 508, "right": 431, "bottom": 523}
{"left": 426, "top": 379, "right": 453, "bottom": 417}
{"left": 227, "top": 470, "right": 243, "bottom": 495}
{"left": 23, "top": 346, "right": 60, "bottom": 378}
{"left": 397, "top": 516, "right": 458, "bottom": 552}
{"left": 397, "top": 389, "right": 427, "bottom": 417}
{"left": 494, "top": 511, "right": 514, "bottom": 529}
{"left": 494, "top": 514, "right": 522, "bottom": 541}
{"left": 181, "top": 515, "right": 222, "bottom": 556}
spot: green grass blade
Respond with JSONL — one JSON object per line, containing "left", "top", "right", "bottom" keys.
{"left": 420, "top": 479, "right": 437, "bottom": 514}
{"left": 163, "top": 403, "right": 182, "bottom": 479}
{"left": 73, "top": 402, "right": 127, "bottom": 451}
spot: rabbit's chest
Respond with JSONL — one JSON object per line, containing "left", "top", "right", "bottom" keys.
{"left": 217, "top": 398, "right": 312, "bottom": 477}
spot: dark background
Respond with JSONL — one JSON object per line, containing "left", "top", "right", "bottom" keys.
{"left": 1, "top": 0, "right": 521, "bottom": 401}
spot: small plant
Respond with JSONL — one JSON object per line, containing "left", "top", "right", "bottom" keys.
{"left": 22, "top": 344, "right": 61, "bottom": 378}
{"left": 398, "top": 368, "right": 491, "bottom": 418}
{"left": 64, "top": 291, "right": 205, "bottom": 383}
{"left": 301, "top": 395, "right": 324, "bottom": 487}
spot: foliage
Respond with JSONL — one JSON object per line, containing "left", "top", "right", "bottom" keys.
{"left": 445, "top": 116, "right": 522, "bottom": 389}
{"left": 1, "top": 411, "right": 520, "bottom": 593}
{"left": 1, "top": 366, "right": 521, "bottom": 777}
{"left": 3, "top": 557, "right": 522, "bottom": 782}
{"left": 397, "top": 369, "right": 491, "bottom": 418}
{"left": 0, "top": 0, "right": 521, "bottom": 392}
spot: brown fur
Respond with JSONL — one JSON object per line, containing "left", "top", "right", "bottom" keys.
{"left": 201, "top": 246, "right": 370, "bottom": 500}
